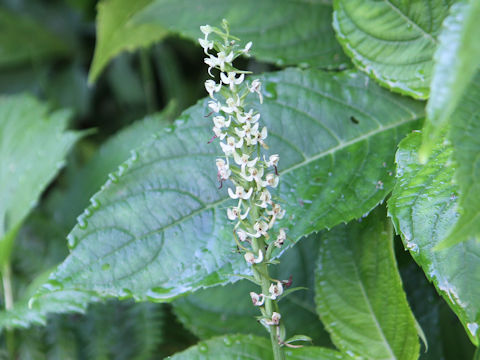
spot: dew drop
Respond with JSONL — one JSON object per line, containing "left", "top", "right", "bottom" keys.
{"left": 198, "top": 343, "right": 208, "bottom": 353}
{"left": 67, "top": 234, "right": 78, "bottom": 250}
{"left": 223, "top": 337, "right": 232, "bottom": 347}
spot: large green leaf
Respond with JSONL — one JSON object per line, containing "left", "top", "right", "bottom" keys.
{"left": 333, "top": 0, "right": 451, "bottom": 99}
{"left": 173, "top": 235, "right": 332, "bottom": 346}
{"left": 42, "top": 68, "right": 423, "bottom": 303}
{"left": 0, "top": 8, "right": 68, "bottom": 68}
{"left": 426, "top": 0, "right": 480, "bottom": 129}
{"left": 169, "top": 334, "right": 346, "bottom": 360}
{"left": 0, "top": 95, "right": 81, "bottom": 266}
{"left": 133, "top": 0, "right": 348, "bottom": 68}
{"left": 88, "top": 0, "right": 168, "bottom": 83}
{"left": 440, "top": 73, "right": 480, "bottom": 247}
{"left": 388, "top": 132, "right": 480, "bottom": 345}
{"left": 314, "top": 207, "right": 419, "bottom": 359}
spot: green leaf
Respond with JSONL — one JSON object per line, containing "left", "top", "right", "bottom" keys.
{"left": 388, "top": 131, "right": 480, "bottom": 345}
{"left": 0, "top": 95, "right": 82, "bottom": 266}
{"left": 133, "top": 0, "right": 348, "bottom": 68}
{"left": 439, "top": 73, "right": 480, "bottom": 248}
{"left": 0, "top": 289, "right": 98, "bottom": 330}
{"left": 173, "top": 235, "right": 332, "bottom": 346}
{"left": 314, "top": 207, "right": 420, "bottom": 359}
{"left": 168, "top": 334, "right": 346, "bottom": 360}
{"left": 43, "top": 68, "right": 423, "bottom": 303}
{"left": 421, "top": 0, "right": 480, "bottom": 159}
{"left": 0, "top": 8, "right": 68, "bottom": 68}
{"left": 88, "top": 0, "right": 168, "bottom": 83}
{"left": 52, "top": 112, "right": 170, "bottom": 230}
{"left": 333, "top": 0, "right": 451, "bottom": 99}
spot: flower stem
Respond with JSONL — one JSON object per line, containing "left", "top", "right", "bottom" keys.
{"left": 2, "top": 262, "right": 15, "bottom": 358}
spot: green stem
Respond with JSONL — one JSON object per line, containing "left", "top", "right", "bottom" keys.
{"left": 140, "top": 49, "right": 156, "bottom": 113}
{"left": 2, "top": 263, "right": 15, "bottom": 357}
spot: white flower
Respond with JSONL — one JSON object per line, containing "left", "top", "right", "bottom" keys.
{"left": 252, "top": 126, "right": 267, "bottom": 147}
{"left": 198, "top": 38, "right": 213, "bottom": 54}
{"left": 228, "top": 186, "right": 253, "bottom": 200}
{"left": 249, "top": 79, "right": 263, "bottom": 103}
{"left": 274, "top": 229, "right": 286, "bottom": 248}
{"left": 267, "top": 203, "right": 285, "bottom": 228}
{"left": 257, "top": 189, "right": 272, "bottom": 208}
{"left": 200, "top": 25, "right": 213, "bottom": 36}
{"left": 250, "top": 292, "right": 265, "bottom": 306}
{"left": 220, "top": 136, "right": 243, "bottom": 155}
{"left": 253, "top": 221, "right": 269, "bottom": 238}
{"left": 213, "top": 115, "right": 231, "bottom": 129}
{"left": 220, "top": 72, "right": 245, "bottom": 90}
{"left": 208, "top": 100, "right": 221, "bottom": 113}
{"left": 240, "top": 122, "right": 259, "bottom": 145}
{"left": 233, "top": 152, "right": 258, "bottom": 172}
{"left": 269, "top": 281, "right": 284, "bottom": 300}
{"left": 237, "top": 229, "right": 249, "bottom": 242}
{"left": 221, "top": 97, "right": 241, "bottom": 114}
{"left": 263, "top": 173, "right": 279, "bottom": 188}
{"left": 204, "top": 56, "right": 218, "bottom": 77}
{"left": 227, "top": 206, "right": 250, "bottom": 220}
{"left": 205, "top": 80, "right": 221, "bottom": 98}
{"left": 238, "top": 109, "right": 260, "bottom": 124}
{"left": 240, "top": 165, "right": 264, "bottom": 185}
{"left": 244, "top": 250, "right": 263, "bottom": 264}
{"left": 216, "top": 51, "right": 234, "bottom": 71}
{"left": 242, "top": 41, "right": 253, "bottom": 55}
{"left": 213, "top": 126, "right": 227, "bottom": 140}
{"left": 216, "top": 159, "right": 231, "bottom": 180}
{"left": 265, "top": 154, "right": 279, "bottom": 167}
{"left": 265, "top": 312, "right": 281, "bottom": 325}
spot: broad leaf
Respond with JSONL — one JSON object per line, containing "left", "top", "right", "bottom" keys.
{"left": 43, "top": 69, "right": 423, "bottom": 303}
{"left": 333, "top": 0, "right": 451, "bottom": 99}
{"left": 314, "top": 207, "right": 419, "bottom": 359}
{"left": 173, "top": 235, "right": 332, "bottom": 346}
{"left": 169, "top": 334, "right": 346, "bottom": 360}
{"left": 388, "top": 132, "right": 480, "bottom": 345}
{"left": 0, "top": 95, "right": 81, "bottom": 266}
{"left": 52, "top": 112, "right": 170, "bottom": 231}
{"left": 0, "top": 8, "right": 68, "bottom": 68}
{"left": 133, "top": 0, "right": 348, "bottom": 68}
{"left": 88, "top": 0, "right": 168, "bottom": 83}
{"left": 440, "top": 73, "right": 480, "bottom": 247}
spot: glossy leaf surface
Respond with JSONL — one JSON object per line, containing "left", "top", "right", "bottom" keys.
{"left": 0, "top": 95, "right": 81, "bottom": 266}
{"left": 133, "top": 0, "right": 348, "bottom": 68}
{"left": 168, "top": 334, "right": 346, "bottom": 360}
{"left": 44, "top": 69, "right": 423, "bottom": 303}
{"left": 388, "top": 132, "right": 480, "bottom": 345}
{"left": 441, "top": 73, "right": 480, "bottom": 247}
{"left": 333, "top": 0, "right": 451, "bottom": 99}
{"left": 173, "top": 235, "right": 332, "bottom": 346}
{"left": 315, "top": 207, "right": 419, "bottom": 359}
{"left": 88, "top": 0, "right": 168, "bottom": 83}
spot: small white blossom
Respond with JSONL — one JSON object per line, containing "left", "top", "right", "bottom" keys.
{"left": 216, "top": 159, "right": 231, "bottom": 180}
{"left": 237, "top": 229, "right": 249, "bottom": 242}
{"left": 263, "top": 173, "right": 279, "bottom": 188}
{"left": 221, "top": 97, "right": 241, "bottom": 114}
{"left": 220, "top": 136, "right": 243, "bottom": 155}
{"left": 253, "top": 221, "right": 269, "bottom": 238}
{"left": 220, "top": 72, "right": 245, "bottom": 90}
{"left": 233, "top": 152, "right": 258, "bottom": 172}
{"left": 240, "top": 165, "right": 264, "bottom": 185}
{"left": 213, "top": 126, "right": 227, "bottom": 140}
{"left": 216, "top": 51, "right": 234, "bottom": 71}
{"left": 257, "top": 189, "right": 272, "bottom": 208}
{"left": 264, "top": 312, "right": 281, "bottom": 326}
{"left": 250, "top": 292, "right": 265, "bottom": 306}
{"left": 228, "top": 186, "right": 253, "bottom": 200}
{"left": 252, "top": 127, "right": 267, "bottom": 147}
{"left": 269, "top": 281, "right": 284, "bottom": 300}
{"left": 267, "top": 203, "right": 286, "bottom": 228}
{"left": 205, "top": 80, "right": 221, "bottom": 98}
{"left": 249, "top": 79, "right": 263, "bottom": 103}
{"left": 274, "top": 229, "right": 286, "bottom": 248}
{"left": 200, "top": 25, "right": 213, "bottom": 36}
{"left": 265, "top": 154, "right": 279, "bottom": 167}
{"left": 238, "top": 109, "right": 260, "bottom": 124}
{"left": 213, "top": 115, "right": 231, "bottom": 129}
{"left": 242, "top": 41, "right": 253, "bottom": 55}
{"left": 227, "top": 206, "right": 250, "bottom": 220}
{"left": 198, "top": 38, "right": 214, "bottom": 54}
{"left": 208, "top": 100, "right": 221, "bottom": 113}
{"left": 244, "top": 250, "right": 263, "bottom": 264}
